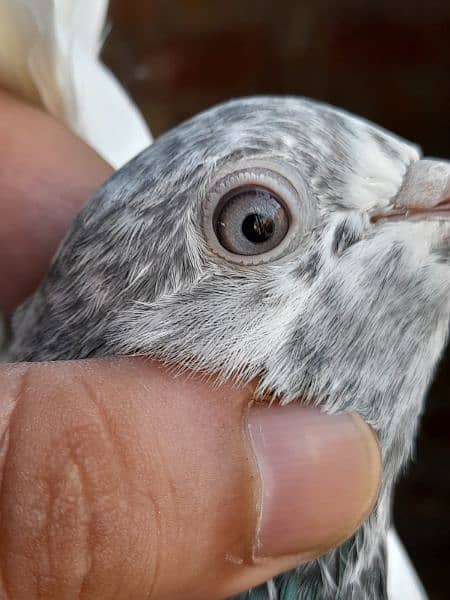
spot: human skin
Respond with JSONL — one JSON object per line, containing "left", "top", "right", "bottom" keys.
{"left": 0, "top": 89, "right": 381, "bottom": 600}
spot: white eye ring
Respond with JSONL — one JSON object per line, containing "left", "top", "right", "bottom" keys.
{"left": 203, "top": 159, "right": 310, "bottom": 265}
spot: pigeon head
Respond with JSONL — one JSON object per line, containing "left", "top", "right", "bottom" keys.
{"left": 11, "top": 96, "right": 450, "bottom": 598}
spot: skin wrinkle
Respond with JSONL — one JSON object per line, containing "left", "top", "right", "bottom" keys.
{"left": 0, "top": 362, "right": 164, "bottom": 600}
{"left": 91, "top": 361, "right": 202, "bottom": 600}
{"left": 43, "top": 419, "right": 99, "bottom": 597}
{"left": 71, "top": 370, "right": 162, "bottom": 600}
{"left": 84, "top": 379, "right": 157, "bottom": 600}
{"left": 119, "top": 478, "right": 162, "bottom": 600}
{"left": 238, "top": 391, "right": 261, "bottom": 568}
{"left": 243, "top": 404, "right": 264, "bottom": 562}
{"left": 211, "top": 386, "right": 257, "bottom": 580}
{"left": 74, "top": 375, "right": 115, "bottom": 600}
{"left": 139, "top": 444, "right": 166, "bottom": 600}
{"left": 0, "top": 433, "right": 10, "bottom": 600}
{"left": 48, "top": 441, "right": 92, "bottom": 599}
{"left": 132, "top": 371, "right": 183, "bottom": 600}
{"left": 39, "top": 475, "right": 52, "bottom": 599}
{"left": 0, "top": 365, "right": 30, "bottom": 600}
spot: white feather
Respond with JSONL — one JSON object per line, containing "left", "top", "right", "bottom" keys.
{"left": 387, "top": 530, "right": 428, "bottom": 599}
{"left": 0, "top": 0, "right": 151, "bottom": 167}
{"left": 0, "top": 2, "right": 429, "bottom": 598}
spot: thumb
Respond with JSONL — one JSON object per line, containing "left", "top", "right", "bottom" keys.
{"left": 0, "top": 358, "right": 381, "bottom": 600}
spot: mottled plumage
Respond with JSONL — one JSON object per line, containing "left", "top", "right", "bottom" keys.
{"left": 9, "top": 96, "right": 450, "bottom": 599}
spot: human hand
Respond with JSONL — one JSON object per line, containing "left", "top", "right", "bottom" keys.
{"left": 0, "top": 90, "right": 381, "bottom": 599}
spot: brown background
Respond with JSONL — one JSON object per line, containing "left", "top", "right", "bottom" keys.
{"left": 102, "top": 1, "right": 450, "bottom": 597}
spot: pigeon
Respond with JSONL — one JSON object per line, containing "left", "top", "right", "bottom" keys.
{"left": 9, "top": 96, "right": 450, "bottom": 599}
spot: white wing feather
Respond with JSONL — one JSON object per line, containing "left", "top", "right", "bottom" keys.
{"left": 0, "top": 0, "right": 151, "bottom": 167}
{"left": 0, "top": 3, "right": 430, "bottom": 598}
{"left": 387, "top": 530, "right": 428, "bottom": 600}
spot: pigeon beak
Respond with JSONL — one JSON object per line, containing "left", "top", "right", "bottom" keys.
{"left": 370, "top": 159, "right": 450, "bottom": 224}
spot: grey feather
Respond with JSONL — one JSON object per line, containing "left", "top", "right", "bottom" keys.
{"left": 9, "top": 96, "right": 450, "bottom": 599}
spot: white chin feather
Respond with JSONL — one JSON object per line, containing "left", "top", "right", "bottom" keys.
{"left": 0, "top": 2, "right": 428, "bottom": 598}
{"left": 0, "top": 0, "right": 152, "bottom": 168}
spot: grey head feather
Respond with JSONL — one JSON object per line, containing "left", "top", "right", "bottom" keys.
{"left": 9, "top": 96, "right": 450, "bottom": 599}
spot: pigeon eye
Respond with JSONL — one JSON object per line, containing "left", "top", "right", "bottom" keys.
{"left": 214, "top": 187, "right": 289, "bottom": 255}
{"left": 204, "top": 164, "right": 309, "bottom": 265}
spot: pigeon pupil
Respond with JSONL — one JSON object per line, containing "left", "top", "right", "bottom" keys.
{"left": 242, "top": 213, "right": 275, "bottom": 243}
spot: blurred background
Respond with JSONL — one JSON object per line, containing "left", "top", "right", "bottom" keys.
{"left": 102, "top": 1, "right": 450, "bottom": 597}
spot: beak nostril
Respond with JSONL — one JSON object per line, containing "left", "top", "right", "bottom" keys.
{"left": 370, "top": 208, "right": 407, "bottom": 224}
{"left": 370, "top": 200, "right": 450, "bottom": 224}
{"left": 436, "top": 197, "right": 450, "bottom": 208}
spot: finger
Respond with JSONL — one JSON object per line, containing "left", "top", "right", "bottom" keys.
{"left": 0, "top": 359, "right": 381, "bottom": 600}
{"left": 0, "top": 89, "right": 113, "bottom": 313}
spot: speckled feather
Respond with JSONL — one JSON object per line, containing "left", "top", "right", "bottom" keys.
{"left": 9, "top": 96, "right": 450, "bottom": 599}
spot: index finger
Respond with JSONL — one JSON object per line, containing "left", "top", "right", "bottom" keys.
{"left": 0, "top": 89, "right": 113, "bottom": 313}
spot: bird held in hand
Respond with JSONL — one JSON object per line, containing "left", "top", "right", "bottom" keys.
{"left": 9, "top": 96, "right": 450, "bottom": 599}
